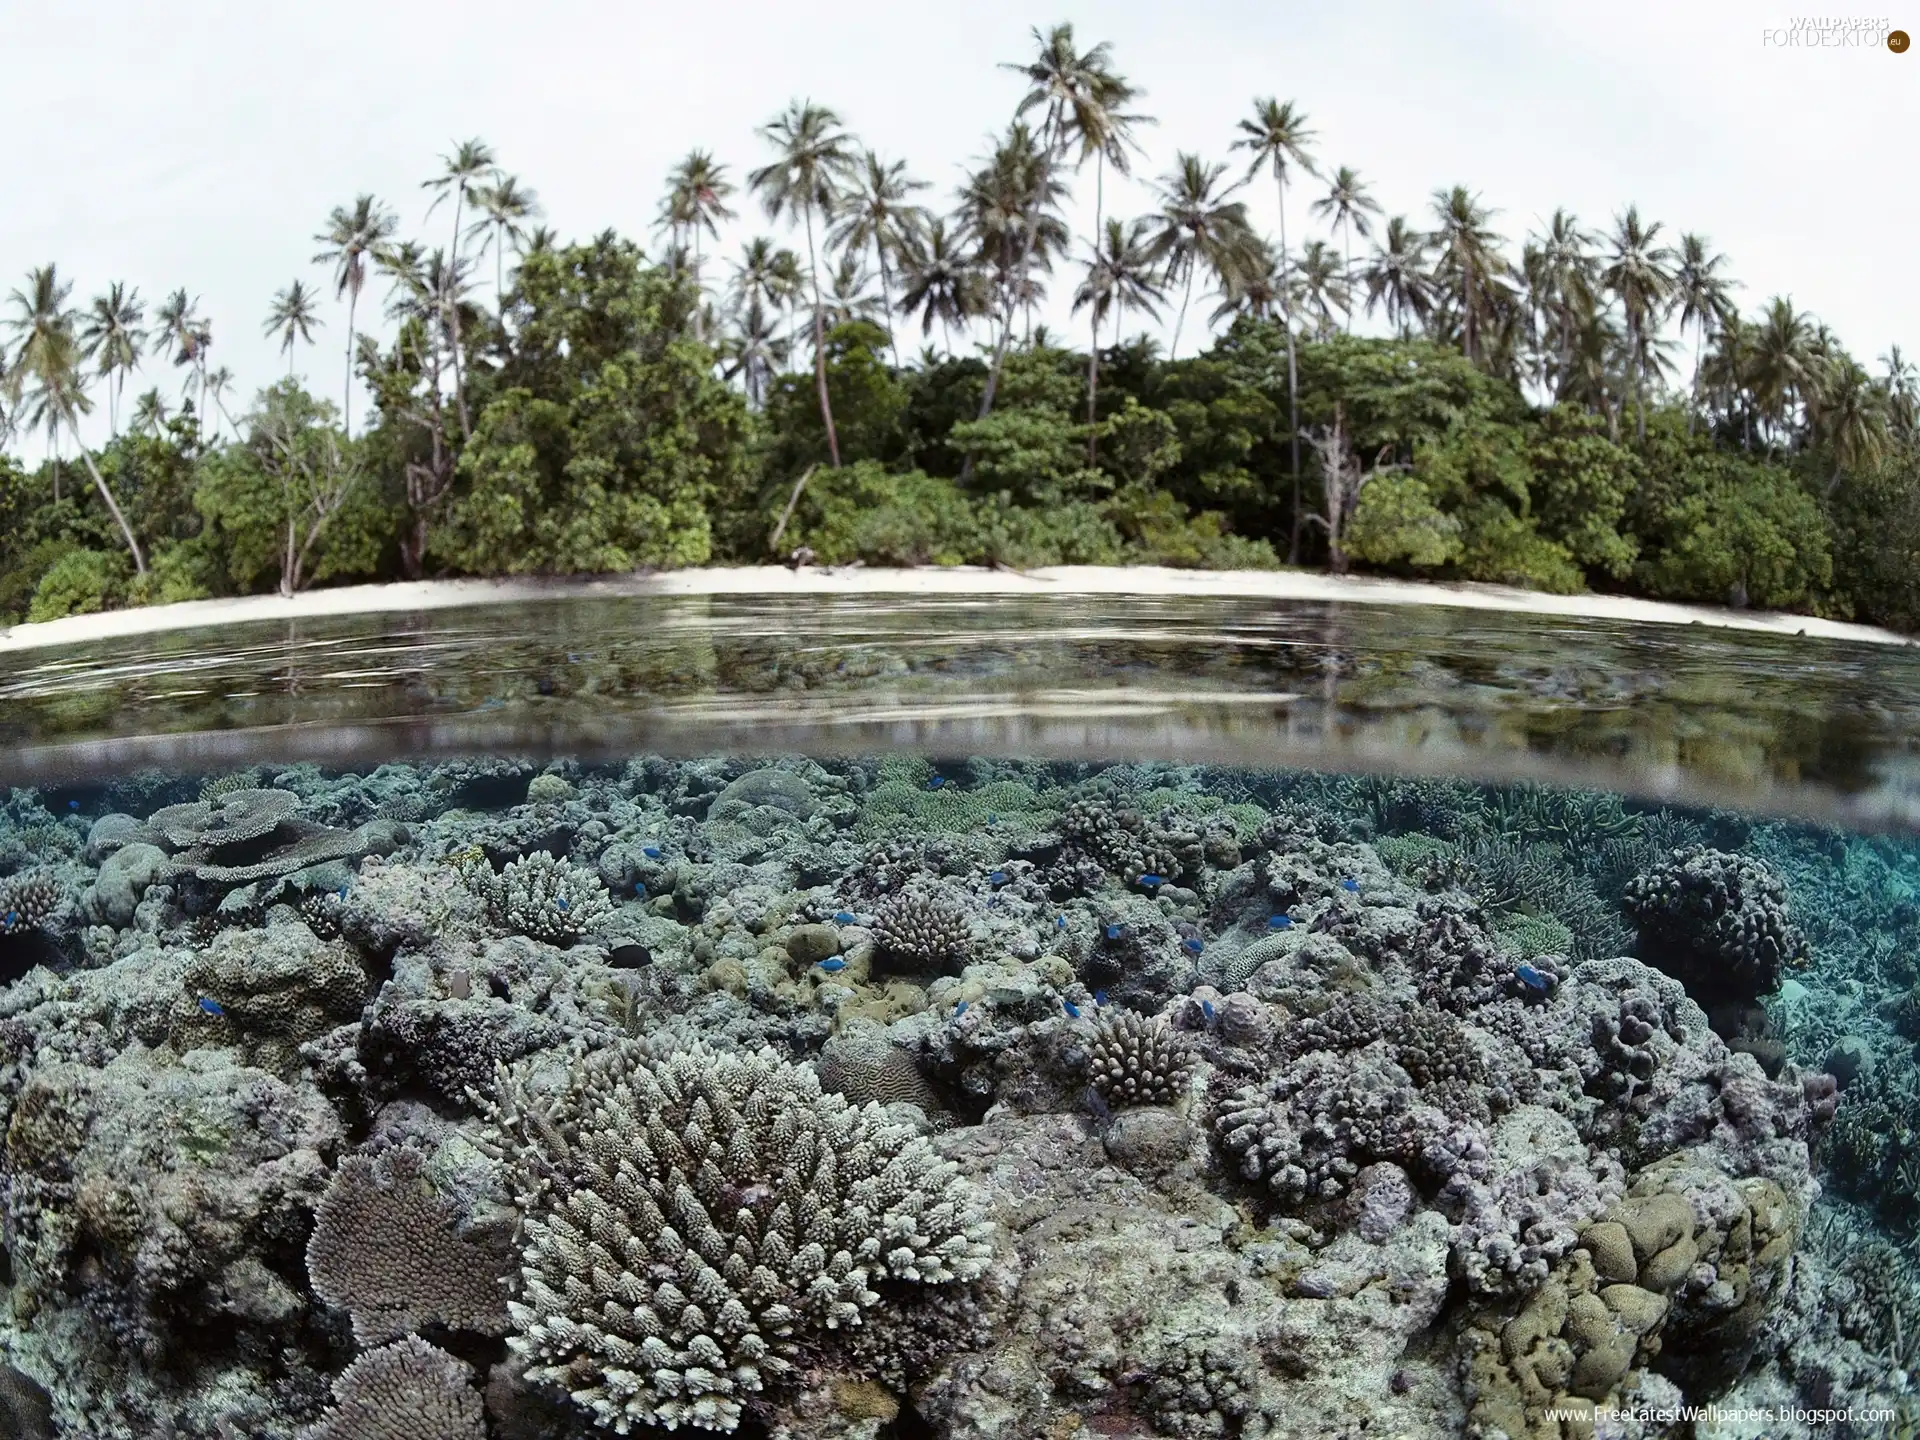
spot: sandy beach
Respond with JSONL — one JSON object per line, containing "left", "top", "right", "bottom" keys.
{"left": 2, "top": 565, "right": 1913, "bottom": 653}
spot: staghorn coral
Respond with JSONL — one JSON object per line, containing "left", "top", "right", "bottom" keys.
{"left": 1622, "top": 845, "right": 1808, "bottom": 1008}
{"left": 306, "top": 1145, "right": 512, "bottom": 1345}
{"left": 299, "top": 1336, "right": 488, "bottom": 1440}
{"left": 871, "top": 884, "right": 972, "bottom": 972}
{"left": 483, "top": 1038, "right": 993, "bottom": 1434}
{"left": 1086, "top": 1008, "right": 1193, "bottom": 1109}
{"left": 475, "top": 851, "right": 613, "bottom": 944}
{"left": 0, "top": 869, "right": 67, "bottom": 935}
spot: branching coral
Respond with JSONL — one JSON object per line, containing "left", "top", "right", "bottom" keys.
{"left": 1622, "top": 845, "right": 1808, "bottom": 1008}
{"left": 300, "top": 1336, "right": 488, "bottom": 1440}
{"left": 1086, "top": 1009, "right": 1193, "bottom": 1109}
{"left": 0, "top": 870, "right": 66, "bottom": 935}
{"left": 482, "top": 1039, "right": 994, "bottom": 1433}
{"left": 474, "top": 851, "right": 613, "bottom": 943}
{"left": 871, "top": 884, "right": 972, "bottom": 971}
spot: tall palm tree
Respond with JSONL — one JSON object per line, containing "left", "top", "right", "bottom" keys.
{"left": 1747, "top": 297, "right": 1819, "bottom": 448}
{"left": 1233, "top": 98, "right": 1318, "bottom": 562}
{"left": 1880, "top": 345, "right": 1919, "bottom": 443}
{"left": 1074, "top": 215, "right": 1164, "bottom": 459}
{"left": 1211, "top": 236, "right": 1286, "bottom": 325}
{"left": 129, "top": 387, "right": 171, "bottom": 437}
{"left": 1359, "top": 218, "right": 1434, "bottom": 339}
{"left": 264, "top": 280, "right": 324, "bottom": 379}
{"left": 1669, "top": 233, "right": 1737, "bottom": 435}
{"left": 77, "top": 282, "right": 146, "bottom": 436}
{"left": 202, "top": 365, "right": 237, "bottom": 437}
{"left": 976, "top": 23, "right": 1131, "bottom": 424}
{"left": 1308, "top": 167, "right": 1380, "bottom": 332}
{"left": 1291, "top": 240, "right": 1351, "bottom": 340}
{"left": 421, "top": 138, "right": 496, "bottom": 436}
{"left": 313, "top": 194, "right": 398, "bottom": 440}
{"left": 151, "top": 288, "right": 212, "bottom": 444}
{"left": 822, "top": 253, "right": 887, "bottom": 329}
{"left": 957, "top": 122, "right": 1071, "bottom": 340}
{"left": 720, "top": 298, "right": 789, "bottom": 409}
{"left": 1520, "top": 210, "right": 1597, "bottom": 400}
{"left": 3, "top": 266, "right": 145, "bottom": 572}
{"left": 1600, "top": 207, "right": 1676, "bottom": 439}
{"left": 1427, "top": 186, "right": 1512, "bottom": 371}
{"left": 749, "top": 101, "right": 857, "bottom": 467}
{"left": 1146, "top": 153, "right": 1254, "bottom": 359}
{"left": 659, "top": 152, "right": 736, "bottom": 340}
{"left": 466, "top": 174, "right": 542, "bottom": 314}
{"left": 1816, "top": 354, "right": 1889, "bottom": 492}
{"left": 894, "top": 219, "right": 982, "bottom": 356}
{"left": 828, "top": 152, "right": 929, "bottom": 368}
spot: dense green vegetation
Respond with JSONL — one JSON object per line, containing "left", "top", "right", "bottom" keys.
{"left": 3, "top": 24, "right": 1917, "bottom": 630}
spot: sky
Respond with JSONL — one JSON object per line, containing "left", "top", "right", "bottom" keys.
{"left": 2, "top": 0, "right": 1914, "bottom": 456}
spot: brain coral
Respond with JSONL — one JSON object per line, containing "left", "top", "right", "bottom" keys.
{"left": 484, "top": 1038, "right": 994, "bottom": 1433}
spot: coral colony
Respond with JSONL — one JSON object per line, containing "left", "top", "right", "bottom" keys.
{"left": 0, "top": 759, "right": 1913, "bottom": 1435}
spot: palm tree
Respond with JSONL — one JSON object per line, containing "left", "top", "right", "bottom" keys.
{"left": 1599, "top": 207, "right": 1676, "bottom": 439}
{"left": 3, "top": 266, "right": 145, "bottom": 572}
{"left": 1359, "top": 218, "right": 1435, "bottom": 339}
{"left": 828, "top": 152, "right": 929, "bottom": 368}
{"left": 1669, "top": 233, "right": 1737, "bottom": 435}
{"left": 1308, "top": 167, "right": 1380, "bottom": 332}
{"left": 1291, "top": 240, "right": 1351, "bottom": 340}
{"left": 313, "top": 194, "right": 398, "bottom": 439}
{"left": 1880, "top": 345, "right": 1919, "bottom": 442}
{"left": 1816, "top": 354, "right": 1889, "bottom": 492}
{"left": 957, "top": 122, "right": 1071, "bottom": 346}
{"left": 1520, "top": 210, "right": 1597, "bottom": 400}
{"left": 659, "top": 152, "right": 736, "bottom": 340}
{"left": 720, "top": 298, "right": 789, "bottom": 409}
{"left": 421, "top": 138, "right": 496, "bottom": 436}
{"left": 976, "top": 23, "right": 1131, "bottom": 424}
{"left": 1233, "top": 98, "right": 1318, "bottom": 562}
{"left": 749, "top": 101, "right": 857, "bottom": 467}
{"left": 823, "top": 253, "right": 887, "bottom": 329}
{"left": 264, "top": 280, "right": 324, "bottom": 378}
{"left": 151, "top": 288, "right": 212, "bottom": 444}
{"left": 894, "top": 219, "right": 982, "bottom": 356}
{"left": 1211, "top": 236, "right": 1286, "bottom": 324}
{"left": 202, "top": 365, "right": 237, "bottom": 437}
{"left": 1146, "top": 153, "right": 1254, "bottom": 359}
{"left": 466, "top": 173, "right": 542, "bottom": 314}
{"left": 129, "top": 387, "right": 170, "bottom": 437}
{"left": 1747, "top": 297, "right": 1819, "bottom": 448}
{"left": 1074, "top": 215, "right": 1164, "bottom": 459}
{"left": 1427, "top": 186, "right": 1512, "bottom": 371}
{"left": 77, "top": 282, "right": 146, "bottom": 436}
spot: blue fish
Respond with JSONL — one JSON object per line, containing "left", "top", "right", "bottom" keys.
{"left": 1105, "top": 923, "right": 1123, "bottom": 941}
{"left": 1094, "top": 988, "right": 1108, "bottom": 1008}
{"left": 988, "top": 813, "right": 998, "bottom": 824}
{"left": 567, "top": 652, "right": 584, "bottom": 663}
{"left": 198, "top": 997, "right": 225, "bottom": 1017}
{"left": 337, "top": 884, "right": 349, "bottom": 899}
{"left": 635, "top": 881, "right": 647, "bottom": 896}
{"left": 555, "top": 896, "right": 570, "bottom": 911}
{"left": 927, "top": 776, "right": 947, "bottom": 790}
{"left": 1055, "top": 914, "right": 1067, "bottom": 931}
{"left": 1515, "top": 963, "right": 1552, "bottom": 993}
{"left": 1201, "top": 998, "right": 1216, "bottom": 1021}
{"left": 1138, "top": 873, "right": 1164, "bottom": 887}
{"left": 989, "top": 870, "right": 1009, "bottom": 886}
{"left": 1267, "top": 914, "right": 1293, "bottom": 929}
{"left": 1062, "top": 999, "right": 1081, "bottom": 1018}
{"left": 1340, "top": 878, "right": 1361, "bottom": 893}
{"left": 834, "top": 910, "right": 857, "bottom": 924}
{"left": 67, "top": 800, "right": 80, "bottom": 810}
{"left": 1183, "top": 937, "right": 1205, "bottom": 955}
{"left": 4, "top": 910, "right": 16, "bottom": 926}
{"left": 642, "top": 845, "right": 662, "bottom": 859}
{"left": 955, "top": 999, "right": 969, "bottom": 1017}
{"left": 817, "top": 957, "right": 848, "bottom": 973}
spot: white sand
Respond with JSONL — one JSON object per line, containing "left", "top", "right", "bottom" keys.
{"left": 1, "top": 565, "right": 1914, "bottom": 653}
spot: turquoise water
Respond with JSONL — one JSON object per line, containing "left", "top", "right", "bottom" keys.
{"left": 1, "top": 595, "right": 1917, "bottom": 1438}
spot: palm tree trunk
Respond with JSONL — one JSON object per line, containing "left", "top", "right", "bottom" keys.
{"left": 802, "top": 205, "right": 841, "bottom": 468}
{"left": 1686, "top": 327, "right": 1703, "bottom": 437}
{"left": 1342, "top": 221, "right": 1354, "bottom": 334}
{"left": 68, "top": 414, "right": 146, "bottom": 575}
{"left": 875, "top": 240, "right": 901, "bottom": 371}
{"left": 1278, "top": 173, "right": 1304, "bottom": 566}
{"left": 1086, "top": 305, "right": 1102, "bottom": 464}
{"left": 1171, "top": 268, "right": 1194, "bottom": 361}
{"left": 344, "top": 285, "right": 360, "bottom": 441}
{"left": 975, "top": 102, "right": 1063, "bottom": 427}
{"left": 447, "top": 193, "right": 472, "bottom": 440}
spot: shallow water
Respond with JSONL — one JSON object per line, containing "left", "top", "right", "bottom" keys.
{"left": 1, "top": 597, "right": 1918, "bottom": 1438}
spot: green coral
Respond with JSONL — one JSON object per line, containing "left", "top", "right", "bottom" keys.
{"left": 1492, "top": 912, "right": 1577, "bottom": 961}
{"left": 858, "top": 778, "right": 1060, "bottom": 839}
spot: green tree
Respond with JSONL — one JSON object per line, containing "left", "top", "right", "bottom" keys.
{"left": 1525, "top": 404, "right": 1639, "bottom": 580}
{"left": 1308, "top": 166, "right": 1380, "bottom": 332}
{"left": 1428, "top": 186, "right": 1512, "bottom": 371}
{"left": 1599, "top": 207, "right": 1676, "bottom": 439}
{"left": 828, "top": 151, "right": 929, "bottom": 369}
{"left": 1073, "top": 216, "right": 1163, "bottom": 460}
{"left": 658, "top": 152, "right": 735, "bottom": 340}
{"left": 421, "top": 138, "right": 498, "bottom": 436}
{"left": 264, "top": 279, "right": 324, "bottom": 378}
{"left": 467, "top": 173, "right": 542, "bottom": 315}
{"left": 313, "top": 194, "right": 399, "bottom": 439}
{"left": 151, "top": 288, "right": 212, "bottom": 445}
{"left": 1670, "top": 232, "right": 1737, "bottom": 435}
{"left": 1358, "top": 217, "right": 1434, "bottom": 339}
{"left": 894, "top": 219, "right": 983, "bottom": 356}
{"left": 1146, "top": 153, "right": 1254, "bottom": 359}
{"left": 76, "top": 282, "right": 146, "bottom": 436}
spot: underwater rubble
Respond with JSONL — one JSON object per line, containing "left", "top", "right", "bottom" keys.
{"left": 0, "top": 758, "right": 1912, "bottom": 1438}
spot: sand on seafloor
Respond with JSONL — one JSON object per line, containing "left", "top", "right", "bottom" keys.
{"left": 1, "top": 565, "right": 1912, "bottom": 653}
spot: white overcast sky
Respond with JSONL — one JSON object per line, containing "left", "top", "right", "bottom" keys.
{"left": 2, "top": 0, "right": 1913, "bottom": 454}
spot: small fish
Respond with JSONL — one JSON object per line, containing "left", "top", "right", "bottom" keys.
{"left": 1055, "top": 914, "right": 1067, "bottom": 931}
{"left": 67, "top": 800, "right": 80, "bottom": 810}
{"left": 1062, "top": 999, "right": 1081, "bottom": 1018}
{"left": 480, "top": 697, "right": 505, "bottom": 710}
{"left": 555, "top": 896, "right": 570, "bottom": 911}
{"left": 1267, "top": 914, "right": 1294, "bottom": 929}
{"left": 1105, "top": 923, "right": 1123, "bottom": 941}
{"left": 955, "top": 999, "right": 969, "bottom": 1017}
{"left": 927, "top": 776, "right": 947, "bottom": 790}
{"left": 1340, "top": 878, "right": 1361, "bottom": 893}
{"left": 989, "top": 870, "right": 1009, "bottom": 886}
{"left": 642, "top": 845, "right": 663, "bottom": 859}
{"left": 1183, "top": 937, "right": 1205, "bottom": 955}
{"left": 834, "top": 910, "right": 857, "bottom": 924}
{"left": 567, "top": 652, "right": 584, "bottom": 663}
{"left": 817, "top": 957, "right": 847, "bottom": 973}
{"left": 1515, "top": 963, "right": 1552, "bottom": 993}
{"left": 607, "top": 944, "right": 653, "bottom": 969}
{"left": 337, "top": 884, "right": 349, "bottom": 899}
{"left": 1093, "top": 988, "right": 1108, "bottom": 1008}
{"left": 987, "top": 813, "right": 997, "bottom": 824}
{"left": 197, "top": 997, "right": 226, "bottom": 1017}
{"left": 1201, "top": 998, "right": 1216, "bottom": 1021}
{"left": 634, "top": 881, "right": 647, "bottom": 896}
{"left": 1138, "top": 873, "right": 1164, "bottom": 887}
{"left": 3, "top": 911, "right": 16, "bottom": 926}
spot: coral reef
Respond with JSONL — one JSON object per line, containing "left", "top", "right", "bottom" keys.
{"left": 299, "top": 1336, "right": 487, "bottom": 1440}
{"left": 1623, "top": 844, "right": 1808, "bottom": 1008}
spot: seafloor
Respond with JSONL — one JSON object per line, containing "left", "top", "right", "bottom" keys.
{"left": 0, "top": 756, "right": 1915, "bottom": 1439}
